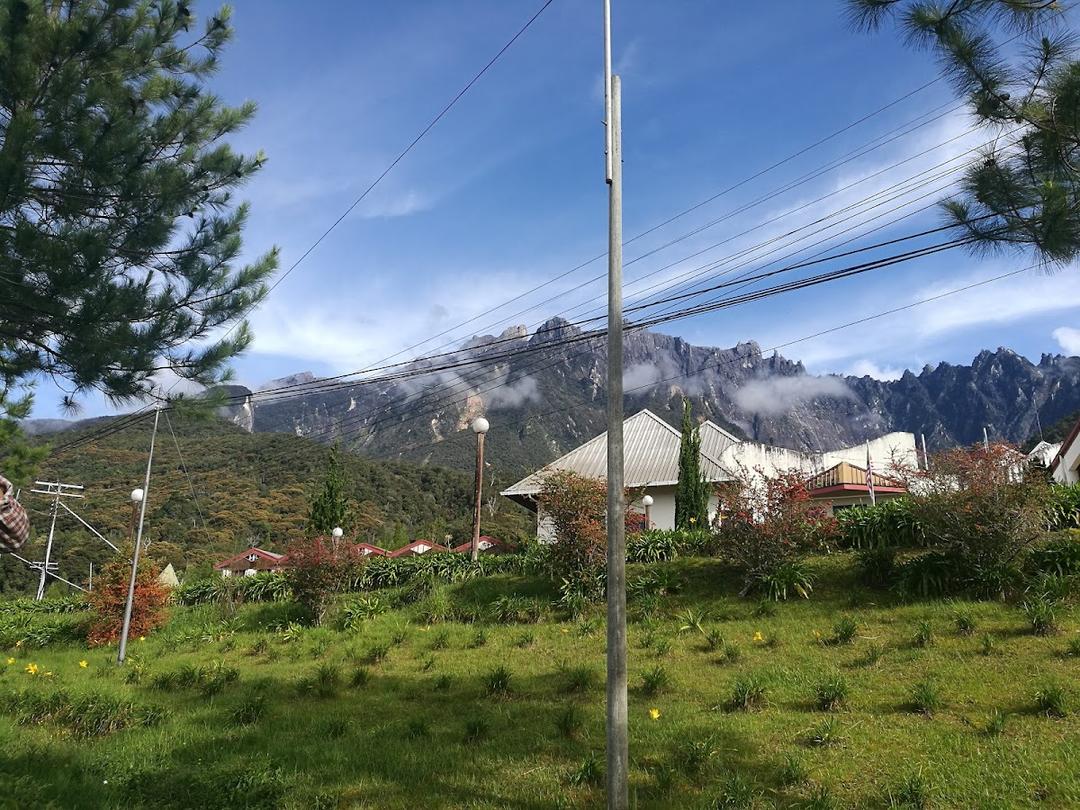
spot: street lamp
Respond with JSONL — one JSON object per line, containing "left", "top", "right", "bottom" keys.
{"left": 331, "top": 526, "right": 343, "bottom": 551}
{"left": 129, "top": 488, "right": 144, "bottom": 544}
{"left": 470, "top": 417, "right": 489, "bottom": 562}
{"left": 641, "top": 494, "right": 653, "bottom": 529}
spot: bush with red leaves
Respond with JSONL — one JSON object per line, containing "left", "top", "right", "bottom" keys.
{"left": 87, "top": 553, "right": 169, "bottom": 646}
{"left": 286, "top": 535, "right": 363, "bottom": 625}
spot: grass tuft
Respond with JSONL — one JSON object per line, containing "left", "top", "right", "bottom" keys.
{"left": 728, "top": 672, "right": 767, "bottom": 712}
{"left": 909, "top": 680, "right": 941, "bottom": 716}
{"left": 640, "top": 664, "right": 670, "bottom": 696}
{"left": 814, "top": 673, "right": 848, "bottom": 711}
{"left": 484, "top": 666, "right": 512, "bottom": 697}
{"left": 1034, "top": 682, "right": 1069, "bottom": 718}
{"left": 711, "top": 771, "right": 757, "bottom": 808}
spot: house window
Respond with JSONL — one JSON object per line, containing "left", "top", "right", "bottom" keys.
{"left": 247, "top": 554, "right": 258, "bottom": 563}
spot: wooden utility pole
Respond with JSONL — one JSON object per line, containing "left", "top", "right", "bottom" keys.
{"left": 603, "top": 0, "right": 628, "bottom": 805}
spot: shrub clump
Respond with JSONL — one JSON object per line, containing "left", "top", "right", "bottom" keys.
{"left": 715, "top": 470, "right": 833, "bottom": 600}
{"left": 87, "top": 553, "right": 169, "bottom": 646}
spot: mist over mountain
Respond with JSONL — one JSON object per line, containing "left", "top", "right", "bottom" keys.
{"left": 199, "top": 319, "right": 1080, "bottom": 479}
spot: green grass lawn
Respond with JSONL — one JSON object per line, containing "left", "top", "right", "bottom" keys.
{"left": 0, "top": 555, "right": 1078, "bottom": 809}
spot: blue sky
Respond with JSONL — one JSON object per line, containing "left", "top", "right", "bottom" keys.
{"left": 31, "top": 0, "right": 1080, "bottom": 416}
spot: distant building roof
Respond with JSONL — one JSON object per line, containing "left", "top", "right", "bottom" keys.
{"left": 501, "top": 409, "right": 731, "bottom": 501}
{"left": 354, "top": 543, "right": 389, "bottom": 556}
{"left": 806, "top": 461, "right": 906, "bottom": 495}
{"left": 388, "top": 540, "right": 449, "bottom": 558}
{"left": 450, "top": 536, "right": 511, "bottom": 554}
{"left": 213, "top": 547, "right": 287, "bottom": 570}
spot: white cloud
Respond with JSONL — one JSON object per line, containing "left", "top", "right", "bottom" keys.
{"left": 357, "top": 188, "right": 434, "bottom": 219}
{"left": 733, "top": 375, "right": 853, "bottom": 415}
{"left": 1052, "top": 326, "right": 1080, "bottom": 355}
{"left": 848, "top": 359, "right": 905, "bottom": 381}
{"left": 486, "top": 375, "right": 540, "bottom": 409}
{"left": 624, "top": 362, "right": 661, "bottom": 390}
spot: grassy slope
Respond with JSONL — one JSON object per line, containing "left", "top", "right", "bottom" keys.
{"left": 0, "top": 555, "right": 1078, "bottom": 809}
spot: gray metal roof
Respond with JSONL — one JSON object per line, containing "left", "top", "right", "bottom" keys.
{"left": 700, "top": 420, "right": 741, "bottom": 460}
{"left": 501, "top": 409, "right": 731, "bottom": 498}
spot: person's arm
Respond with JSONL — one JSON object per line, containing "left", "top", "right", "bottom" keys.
{"left": 0, "top": 475, "right": 30, "bottom": 552}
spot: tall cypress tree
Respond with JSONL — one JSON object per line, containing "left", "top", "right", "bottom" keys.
{"left": 674, "top": 399, "right": 709, "bottom": 529}
{"left": 308, "top": 446, "right": 350, "bottom": 535}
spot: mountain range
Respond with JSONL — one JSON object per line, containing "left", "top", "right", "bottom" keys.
{"left": 25, "top": 319, "right": 1080, "bottom": 480}
{"left": 209, "top": 318, "right": 1080, "bottom": 479}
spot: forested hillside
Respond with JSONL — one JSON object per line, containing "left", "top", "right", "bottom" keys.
{"left": 0, "top": 416, "right": 530, "bottom": 595}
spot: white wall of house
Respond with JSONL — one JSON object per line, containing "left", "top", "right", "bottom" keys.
{"left": 718, "top": 432, "right": 918, "bottom": 480}
{"left": 536, "top": 486, "right": 721, "bottom": 542}
{"left": 1054, "top": 439, "right": 1080, "bottom": 485}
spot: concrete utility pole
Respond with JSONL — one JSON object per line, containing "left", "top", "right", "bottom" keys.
{"left": 470, "top": 417, "right": 490, "bottom": 561}
{"left": 920, "top": 433, "right": 930, "bottom": 470}
{"left": 603, "top": 1, "right": 628, "bottom": 806}
{"left": 118, "top": 407, "right": 160, "bottom": 665}
{"left": 29, "top": 481, "right": 87, "bottom": 601}
{"left": 983, "top": 426, "right": 990, "bottom": 451}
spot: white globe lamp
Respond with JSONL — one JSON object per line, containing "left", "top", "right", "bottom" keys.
{"left": 641, "top": 494, "right": 654, "bottom": 528}
{"left": 130, "top": 488, "right": 144, "bottom": 503}
{"left": 331, "top": 527, "right": 344, "bottom": 540}
{"left": 471, "top": 417, "right": 489, "bottom": 434}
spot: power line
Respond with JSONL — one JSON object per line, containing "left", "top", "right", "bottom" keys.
{"left": 163, "top": 410, "right": 210, "bottom": 538}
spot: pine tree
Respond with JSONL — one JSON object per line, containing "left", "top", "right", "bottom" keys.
{"left": 308, "top": 447, "right": 350, "bottom": 535}
{"left": 0, "top": 1, "right": 278, "bottom": 413}
{"left": 674, "top": 399, "right": 710, "bottom": 530}
{"left": 847, "top": 1, "right": 1080, "bottom": 263}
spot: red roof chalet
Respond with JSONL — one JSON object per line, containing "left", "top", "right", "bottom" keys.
{"left": 354, "top": 542, "right": 389, "bottom": 557}
{"left": 214, "top": 547, "right": 290, "bottom": 577}
{"left": 388, "top": 540, "right": 449, "bottom": 558}
{"left": 450, "top": 535, "right": 513, "bottom": 555}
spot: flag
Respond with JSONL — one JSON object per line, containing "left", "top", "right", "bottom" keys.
{"left": 865, "top": 442, "right": 877, "bottom": 506}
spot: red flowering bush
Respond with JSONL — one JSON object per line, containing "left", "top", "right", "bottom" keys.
{"left": 537, "top": 472, "right": 640, "bottom": 607}
{"left": 898, "top": 443, "right": 1051, "bottom": 599}
{"left": 715, "top": 469, "right": 837, "bottom": 600}
{"left": 286, "top": 535, "right": 364, "bottom": 625}
{"left": 87, "top": 553, "right": 169, "bottom": 646}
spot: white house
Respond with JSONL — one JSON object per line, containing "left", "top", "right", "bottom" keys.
{"left": 1051, "top": 417, "right": 1080, "bottom": 484}
{"left": 501, "top": 408, "right": 918, "bottom": 538}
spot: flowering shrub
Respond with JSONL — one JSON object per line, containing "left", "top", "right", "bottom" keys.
{"left": 715, "top": 470, "right": 836, "bottom": 599}
{"left": 537, "top": 472, "right": 639, "bottom": 605}
{"left": 87, "top": 554, "right": 169, "bottom": 645}
{"left": 286, "top": 536, "right": 364, "bottom": 625}
{"left": 899, "top": 443, "right": 1051, "bottom": 599}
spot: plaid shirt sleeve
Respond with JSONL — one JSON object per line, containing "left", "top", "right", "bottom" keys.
{"left": 0, "top": 474, "right": 30, "bottom": 552}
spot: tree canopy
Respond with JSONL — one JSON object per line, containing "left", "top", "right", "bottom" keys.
{"left": 848, "top": 0, "right": 1080, "bottom": 263}
{"left": 0, "top": 0, "right": 277, "bottom": 412}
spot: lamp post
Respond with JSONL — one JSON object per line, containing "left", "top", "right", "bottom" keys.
{"left": 128, "top": 487, "right": 144, "bottom": 544}
{"left": 470, "top": 417, "right": 489, "bottom": 562}
{"left": 641, "top": 495, "right": 653, "bottom": 529}
{"left": 331, "top": 526, "right": 343, "bottom": 552}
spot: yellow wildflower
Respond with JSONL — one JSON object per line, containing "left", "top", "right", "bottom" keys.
{"left": 5, "top": 657, "right": 14, "bottom": 665}
{"left": 79, "top": 660, "right": 89, "bottom": 669}
{"left": 15, "top": 639, "right": 23, "bottom": 648}
{"left": 689, "top": 517, "right": 697, "bottom": 524}
{"left": 753, "top": 631, "right": 764, "bottom": 643}
{"left": 138, "top": 636, "right": 146, "bottom": 642}
{"left": 649, "top": 707, "right": 661, "bottom": 720}
{"left": 561, "top": 627, "right": 569, "bottom": 634}
{"left": 43, "top": 671, "right": 53, "bottom": 678}
{"left": 25, "top": 663, "right": 38, "bottom": 676}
